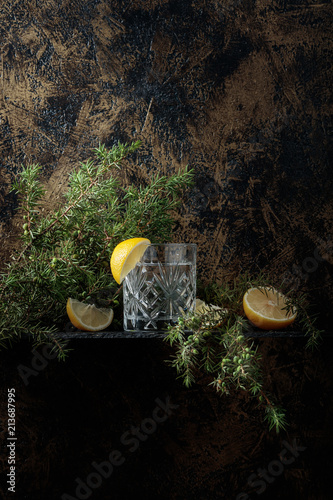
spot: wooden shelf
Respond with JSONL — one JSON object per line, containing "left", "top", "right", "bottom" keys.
{"left": 55, "top": 328, "right": 332, "bottom": 340}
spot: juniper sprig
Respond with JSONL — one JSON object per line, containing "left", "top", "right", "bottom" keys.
{"left": 0, "top": 141, "right": 194, "bottom": 358}
{"left": 165, "top": 274, "right": 321, "bottom": 433}
{"left": 165, "top": 303, "right": 287, "bottom": 434}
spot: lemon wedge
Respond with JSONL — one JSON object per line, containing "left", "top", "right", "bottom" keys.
{"left": 66, "top": 298, "right": 114, "bottom": 332}
{"left": 110, "top": 237, "right": 151, "bottom": 284}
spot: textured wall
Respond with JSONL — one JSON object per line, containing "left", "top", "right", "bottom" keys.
{"left": 1, "top": 0, "right": 332, "bottom": 322}
{"left": 0, "top": 2, "right": 333, "bottom": 499}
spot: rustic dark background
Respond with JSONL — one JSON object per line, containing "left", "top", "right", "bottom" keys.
{"left": 0, "top": 0, "right": 332, "bottom": 499}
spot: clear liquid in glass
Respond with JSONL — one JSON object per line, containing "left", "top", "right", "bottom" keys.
{"left": 123, "top": 244, "right": 196, "bottom": 332}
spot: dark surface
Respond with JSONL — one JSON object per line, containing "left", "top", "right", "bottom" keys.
{"left": 55, "top": 329, "right": 331, "bottom": 339}
{"left": 0, "top": 1, "right": 333, "bottom": 499}
{"left": 1, "top": 337, "right": 333, "bottom": 500}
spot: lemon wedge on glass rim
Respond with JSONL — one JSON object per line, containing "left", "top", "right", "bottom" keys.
{"left": 110, "top": 237, "right": 151, "bottom": 284}
{"left": 243, "top": 287, "right": 297, "bottom": 330}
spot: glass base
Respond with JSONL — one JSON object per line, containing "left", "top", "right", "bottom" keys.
{"left": 123, "top": 317, "right": 180, "bottom": 332}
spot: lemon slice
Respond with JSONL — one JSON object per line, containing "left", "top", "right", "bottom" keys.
{"left": 195, "top": 299, "right": 209, "bottom": 313}
{"left": 195, "top": 299, "right": 225, "bottom": 315}
{"left": 110, "top": 237, "right": 151, "bottom": 284}
{"left": 66, "top": 298, "right": 114, "bottom": 332}
{"left": 195, "top": 299, "right": 227, "bottom": 326}
{"left": 243, "top": 287, "right": 297, "bottom": 330}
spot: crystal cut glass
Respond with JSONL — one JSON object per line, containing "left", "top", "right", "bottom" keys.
{"left": 123, "top": 243, "right": 196, "bottom": 331}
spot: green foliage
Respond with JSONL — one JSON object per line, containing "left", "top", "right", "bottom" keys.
{"left": 0, "top": 141, "right": 323, "bottom": 434}
{"left": 0, "top": 141, "right": 194, "bottom": 359}
{"left": 279, "top": 289, "right": 323, "bottom": 349}
{"left": 165, "top": 274, "right": 321, "bottom": 433}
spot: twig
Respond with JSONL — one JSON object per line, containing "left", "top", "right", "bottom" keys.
{"left": 141, "top": 97, "right": 154, "bottom": 132}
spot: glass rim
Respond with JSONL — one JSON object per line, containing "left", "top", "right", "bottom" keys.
{"left": 143, "top": 243, "right": 197, "bottom": 247}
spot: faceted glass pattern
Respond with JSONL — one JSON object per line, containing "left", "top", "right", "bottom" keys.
{"left": 123, "top": 244, "right": 196, "bottom": 331}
